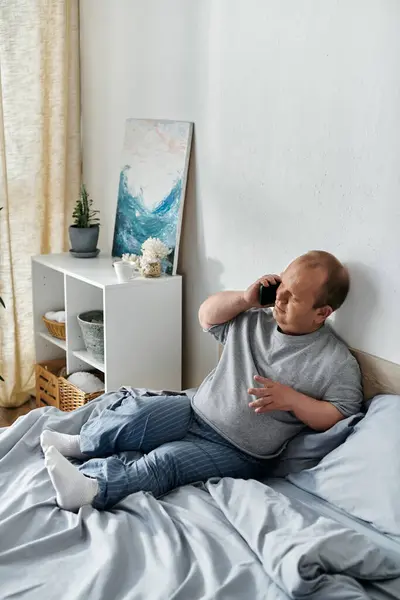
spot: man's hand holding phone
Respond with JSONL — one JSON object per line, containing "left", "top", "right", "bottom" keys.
{"left": 199, "top": 273, "right": 281, "bottom": 330}
{"left": 244, "top": 275, "right": 281, "bottom": 309}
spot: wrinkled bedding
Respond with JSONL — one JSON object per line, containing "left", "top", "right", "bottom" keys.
{"left": 1, "top": 395, "right": 400, "bottom": 600}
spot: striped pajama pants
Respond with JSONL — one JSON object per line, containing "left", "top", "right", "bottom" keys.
{"left": 78, "top": 389, "right": 264, "bottom": 509}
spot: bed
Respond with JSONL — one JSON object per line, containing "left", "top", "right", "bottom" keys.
{"left": 1, "top": 348, "right": 400, "bottom": 600}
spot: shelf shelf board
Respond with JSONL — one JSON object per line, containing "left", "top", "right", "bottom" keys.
{"left": 38, "top": 331, "right": 66, "bottom": 351}
{"left": 72, "top": 349, "right": 105, "bottom": 373}
{"left": 32, "top": 253, "right": 182, "bottom": 289}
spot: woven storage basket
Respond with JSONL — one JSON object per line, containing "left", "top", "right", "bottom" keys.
{"left": 35, "top": 359, "right": 65, "bottom": 408}
{"left": 42, "top": 316, "right": 66, "bottom": 340}
{"left": 35, "top": 359, "right": 104, "bottom": 411}
{"left": 58, "top": 373, "right": 104, "bottom": 412}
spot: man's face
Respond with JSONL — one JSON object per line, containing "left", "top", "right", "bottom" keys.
{"left": 273, "top": 259, "right": 332, "bottom": 335}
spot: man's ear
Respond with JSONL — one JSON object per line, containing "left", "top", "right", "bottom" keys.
{"left": 316, "top": 305, "right": 333, "bottom": 322}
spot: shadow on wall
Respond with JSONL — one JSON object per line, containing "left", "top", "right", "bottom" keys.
{"left": 179, "top": 137, "right": 224, "bottom": 388}
{"left": 331, "top": 261, "right": 378, "bottom": 347}
{"left": 203, "top": 257, "right": 224, "bottom": 294}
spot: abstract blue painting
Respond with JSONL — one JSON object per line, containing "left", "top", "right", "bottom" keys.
{"left": 112, "top": 119, "right": 193, "bottom": 275}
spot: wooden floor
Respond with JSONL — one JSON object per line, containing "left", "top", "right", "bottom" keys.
{"left": 0, "top": 397, "right": 36, "bottom": 428}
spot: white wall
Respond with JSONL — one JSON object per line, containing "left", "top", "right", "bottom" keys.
{"left": 81, "top": 0, "right": 400, "bottom": 387}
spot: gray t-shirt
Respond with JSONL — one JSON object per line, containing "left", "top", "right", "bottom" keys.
{"left": 192, "top": 308, "right": 362, "bottom": 459}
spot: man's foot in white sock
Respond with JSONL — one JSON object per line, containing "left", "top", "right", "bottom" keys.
{"left": 44, "top": 446, "right": 99, "bottom": 512}
{"left": 40, "top": 430, "right": 86, "bottom": 459}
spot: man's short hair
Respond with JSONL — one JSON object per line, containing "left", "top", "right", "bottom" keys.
{"left": 300, "top": 251, "right": 350, "bottom": 311}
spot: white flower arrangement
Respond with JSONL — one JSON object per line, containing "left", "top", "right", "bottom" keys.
{"left": 141, "top": 237, "right": 170, "bottom": 261}
{"left": 121, "top": 253, "right": 140, "bottom": 267}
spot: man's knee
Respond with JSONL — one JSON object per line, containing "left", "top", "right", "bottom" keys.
{"left": 143, "top": 444, "right": 189, "bottom": 493}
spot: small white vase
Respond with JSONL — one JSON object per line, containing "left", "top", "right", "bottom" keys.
{"left": 114, "top": 260, "right": 138, "bottom": 283}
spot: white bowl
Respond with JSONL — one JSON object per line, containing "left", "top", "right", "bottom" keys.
{"left": 114, "top": 260, "right": 138, "bottom": 283}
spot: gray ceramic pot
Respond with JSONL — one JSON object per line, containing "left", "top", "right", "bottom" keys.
{"left": 78, "top": 310, "right": 104, "bottom": 361}
{"left": 69, "top": 225, "right": 99, "bottom": 253}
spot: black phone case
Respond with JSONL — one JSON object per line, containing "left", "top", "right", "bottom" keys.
{"left": 259, "top": 283, "right": 280, "bottom": 306}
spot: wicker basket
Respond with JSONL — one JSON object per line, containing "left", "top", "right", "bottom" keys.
{"left": 58, "top": 374, "right": 104, "bottom": 412}
{"left": 35, "top": 359, "right": 104, "bottom": 411}
{"left": 42, "top": 316, "right": 66, "bottom": 341}
{"left": 35, "top": 359, "right": 65, "bottom": 409}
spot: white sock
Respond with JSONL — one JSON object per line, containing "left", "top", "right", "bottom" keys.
{"left": 40, "top": 431, "right": 86, "bottom": 459}
{"left": 44, "top": 446, "right": 99, "bottom": 512}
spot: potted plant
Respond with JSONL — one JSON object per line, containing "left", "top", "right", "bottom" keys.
{"left": 69, "top": 185, "right": 100, "bottom": 255}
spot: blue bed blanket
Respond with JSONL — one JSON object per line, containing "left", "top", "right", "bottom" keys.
{"left": 1, "top": 394, "right": 399, "bottom": 600}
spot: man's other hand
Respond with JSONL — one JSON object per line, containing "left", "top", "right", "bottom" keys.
{"left": 248, "top": 375, "right": 299, "bottom": 413}
{"left": 244, "top": 275, "right": 281, "bottom": 309}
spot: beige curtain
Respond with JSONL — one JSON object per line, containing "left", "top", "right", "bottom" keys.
{"left": 0, "top": 0, "right": 81, "bottom": 407}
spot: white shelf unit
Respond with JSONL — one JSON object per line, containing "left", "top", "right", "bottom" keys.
{"left": 32, "top": 253, "right": 182, "bottom": 393}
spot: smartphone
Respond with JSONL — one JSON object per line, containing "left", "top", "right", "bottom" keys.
{"left": 259, "top": 283, "right": 280, "bottom": 306}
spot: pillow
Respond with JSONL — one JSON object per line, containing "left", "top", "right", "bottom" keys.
{"left": 270, "top": 412, "right": 363, "bottom": 477}
{"left": 288, "top": 394, "right": 400, "bottom": 536}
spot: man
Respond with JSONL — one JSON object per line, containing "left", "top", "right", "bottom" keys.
{"left": 41, "top": 251, "right": 362, "bottom": 512}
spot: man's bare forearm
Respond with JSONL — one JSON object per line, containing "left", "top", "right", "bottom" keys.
{"left": 249, "top": 376, "right": 345, "bottom": 431}
{"left": 198, "top": 291, "right": 251, "bottom": 330}
{"left": 291, "top": 394, "right": 344, "bottom": 431}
